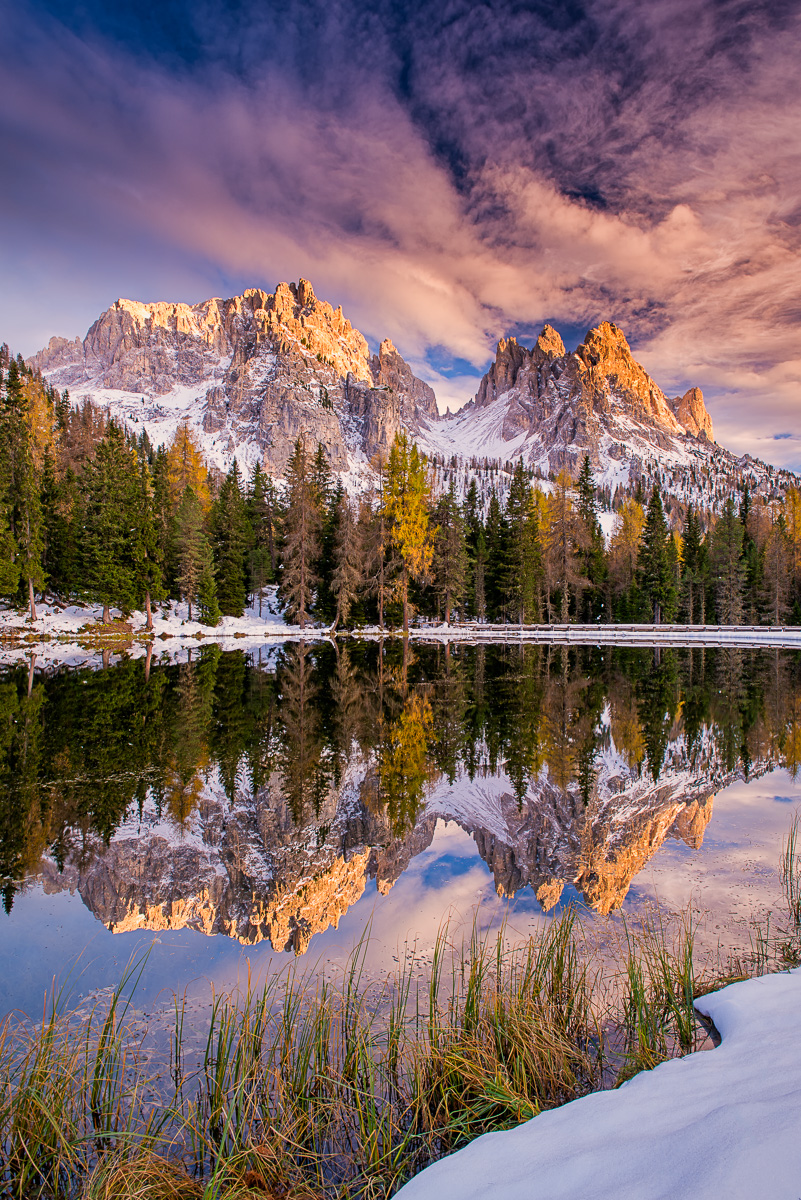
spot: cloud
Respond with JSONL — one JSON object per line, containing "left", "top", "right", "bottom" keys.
{"left": 2, "top": 0, "right": 801, "bottom": 460}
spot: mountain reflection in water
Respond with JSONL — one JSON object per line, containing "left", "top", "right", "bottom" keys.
{"left": 2, "top": 642, "right": 800, "bottom": 951}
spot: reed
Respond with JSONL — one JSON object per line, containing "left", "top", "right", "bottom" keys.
{"left": 0, "top": 895, "right": 793, "bottom": 1200}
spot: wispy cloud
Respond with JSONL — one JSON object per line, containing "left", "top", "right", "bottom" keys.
{"left": 2, "top": 0, "right": 801, "bottom": 465}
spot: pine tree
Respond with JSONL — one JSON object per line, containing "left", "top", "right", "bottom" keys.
{"left": 680, "top": 505, "right": 707, "bottom": 624}
{"left": 503, "top": 460, "right": 541, "bottom": 623}
{"left": 463, "top": 478, "right": 487, "bottom": 620}
{"left": 762, "top": 515, "right": 790, "bottom": 624}
{"left": 167, "top": 423, "right": 210, "bottom": 510}
{"left": 175, "top": 486, "right": 214, "bottom": 621}
{"left": 710, "top": 498, "right": 746, "bottom": 624}
{"left": 329, "top": 495, "right": 365, "bottom": 629}
{"left": 484, "top": 490, "right": 508, "bottom": 620}
{"left": 78, "top": 421, "right": 140, "bottom": 622}
{"left": 0, "top": 361, "right": 45, "bottom": 618}
{"left": 638, "top": 488, "right": 674, "bottom": 624}
{"left": 608, "top": 497, "right": 645, "bottom": 618}
{"left": 248, "top": 462, "right": 280, "bottom": 613}
{"left": 197, "top": 560, "right": 221, "bottom": 626}
{"left": 384, "top": 432, "right": 433, "bottom": 635}
{"left": 211, "top": 462, "right": 249, "bottom": 616}
{"left": 575, "top": 455, "right": 605, "bottom": 619}
{"left": 543, "top": 471, "right": 586, "bottom": 622}
{"left": 279, "top": 435, "right": 321, "bottom": 628}
{"left": 432, "top": 481, "right": 468, "bottom": 623}
{"left": 131, "top": 455, "right": 164, "bottom": 630}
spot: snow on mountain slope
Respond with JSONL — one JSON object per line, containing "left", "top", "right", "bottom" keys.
{"left": 29, "top": 283, "right": 798, "bottom": 507}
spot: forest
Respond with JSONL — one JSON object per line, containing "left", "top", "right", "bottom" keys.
{"left": 2, "top": 345, "right": 801, "bottom": 630}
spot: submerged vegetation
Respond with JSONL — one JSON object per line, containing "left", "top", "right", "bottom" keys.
{"left": 3, "top": 900, "right": 798, "bottom": 1200}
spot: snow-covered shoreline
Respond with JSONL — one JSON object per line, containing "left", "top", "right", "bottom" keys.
{"left": 3, "top": 598, "right": 801, "bottom": 662}
{"left": 397, "top": 968, "right": 801, "bottom": 1200}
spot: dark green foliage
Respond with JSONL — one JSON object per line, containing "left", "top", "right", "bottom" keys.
{"left": 504, "top": 461, "right": 541, "bottom": 623}
{"left": 638, "top": 489, "right": 675, "bottom": 624}
{"left": 77, "top": 422, "right": 141, "bottom": 619}
{"left": 432, "top": 481, "right": 469, "bottom": 623}
{"left": 575, "top": 455, "right": 606, "bottom": 620}
{"left": 710, "top": 498, "right": 745, "bottom": 624}
{"left": 211, "top": 462, "right": 249, "bottom": 617}
{"left": 248, "top": 462, "right": 280, "bottom": 610}
{"left": 176, "top": 487, "right": 215, "bottom": 621}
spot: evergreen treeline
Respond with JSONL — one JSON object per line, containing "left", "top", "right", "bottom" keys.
{"left": 2, "top": 345, "right": 801, "bottom": 627}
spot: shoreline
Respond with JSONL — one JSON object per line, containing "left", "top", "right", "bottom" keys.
{"left": 2, "top": 600, "right": 801, "bottom": 657}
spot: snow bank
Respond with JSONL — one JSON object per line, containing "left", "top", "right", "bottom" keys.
{"left": 397, "top": 969, "right": 801, "bottom": 1200}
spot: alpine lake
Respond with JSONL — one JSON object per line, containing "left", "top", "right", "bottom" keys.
{"left": 2, "top": 638, "right": 801, "bottom": 1023}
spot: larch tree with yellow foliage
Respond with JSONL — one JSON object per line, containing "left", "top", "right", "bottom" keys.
{"left": 167, "top": 423, "right": 210, "bottom": 511}
{"left": 384, "top": 432, "right": 433, "bottom": 635}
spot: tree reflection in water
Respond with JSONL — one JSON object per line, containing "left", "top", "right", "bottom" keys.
{"left": 1, "top": 642, "right": 801, "bottom": 921}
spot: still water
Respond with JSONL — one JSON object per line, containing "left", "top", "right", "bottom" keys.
{"left": 2, "top": 641, "right": 800, "bottom": 1017}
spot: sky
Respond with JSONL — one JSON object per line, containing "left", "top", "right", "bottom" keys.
{"left": 2, "top": 0, "right": 801, "bottom": 467}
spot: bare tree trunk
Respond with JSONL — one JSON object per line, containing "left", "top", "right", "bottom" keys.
{"left": 379, "top": 513, "right": 385, "bottom": 631}
{"left": 145, "top": 590, "right": 153, "bottom": 632}
{"left": 27, "top": 653, "right": 35, "bottom": 697}
{"left": 145, "top": 640, "right": 153, "bottom": 683}
{"left": 402, "top": 562, "right": 409, "bottom": 636}
{"left": 102, "top": 603, "right": 111, "bottom": 624}
{"left": 28, "top": 577, "right": 36, "bottom": 622}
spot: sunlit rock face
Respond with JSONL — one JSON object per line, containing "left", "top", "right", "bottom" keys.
{"left": 433, "top": 319, "right": 716, "bottom": 483}
{"left": 28, "top": 281, "right": 436, "bottom": 478}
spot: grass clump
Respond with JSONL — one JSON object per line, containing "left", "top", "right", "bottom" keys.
{"left": 0, "top": 898, "right": 789, "bottom": 1200}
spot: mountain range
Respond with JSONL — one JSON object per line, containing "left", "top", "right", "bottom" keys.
{"left": 28, "top": 280, "right": 795, "bottom": 507}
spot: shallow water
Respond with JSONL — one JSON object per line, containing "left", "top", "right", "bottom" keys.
{"left": 2, "top": 641, "right": 800, "bottom": 1018}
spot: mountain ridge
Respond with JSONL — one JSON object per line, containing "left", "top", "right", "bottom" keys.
{"left": 28, "top": 280, "right": 794, "bottom": 509}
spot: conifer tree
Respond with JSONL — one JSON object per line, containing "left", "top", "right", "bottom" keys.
{"left": 575, "top": 455, "right": 605, "bottom": 619}
{"left": 167, "top": 423, "right": 210, "bottom": 510}
{"left": 680, "top": 505, "right": 707, "bottom": 624}
{"left": 384, "top": 432, "right": 433, "bottom": 635}
{"left": 543, "top": 471, "right": 586, "bottom": 622}
{"left": 248, "top": 462, "right": 280, "bottom": 613}
{"left": 197, "top": 560, "right": 221, "bottom": 626}
{"left": 131, "top": 455, "right": 164, "bottom": 630}
{"left": 432, "top": 481, "right": 468, "bottom": 623}
{"left": 211, "top": 461, "right": 249, "bottom": 616}
{"left": 78, "top": 421, "right": 140, "bottom": 622}
{"left": 0, "top": 361, "right": 45, "bottom": 618}
{"left": 608, "top": 497, "right": 645, "bottom": 618}
{"left": 638, "top": 488, "right": 674, "bottom": 624}
{"left": 762, "top": 515, "right": 790, "bottom": 624}
{"left": 463, "top": 478, "right": 487, "bottom": 620}
{"left": 504, "top": 461, "right": 540, "bottom": 623}
{"left": 710, "top": 497, "right": 746, "bottom": 624}
{"left": 329, "top": 495, "right": 365, "bottom": 629}
{"left": 484, "top": 490, "right": 508, "bottom": 620}
{"left": 175, "top": 486, "right": 215, "bottom": 621}
{"left": 279, "top": 435, "right": 321, "bottom": 627}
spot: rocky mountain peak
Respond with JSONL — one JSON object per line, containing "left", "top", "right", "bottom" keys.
{"left": 669, "top": 386, "right": 714, "bottom": 441}
{"left": 534, "top": 324, "right": 566, "bottom": 359}
{"left": 573, "top": 321, "right": 682, "bottom": 431}
{"left": 28, "top": 280, "right": 439, "bottom": 480}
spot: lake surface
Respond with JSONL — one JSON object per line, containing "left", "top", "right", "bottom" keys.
{"left": 2, "top": 640, "right": 801, "bottom": 1018}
